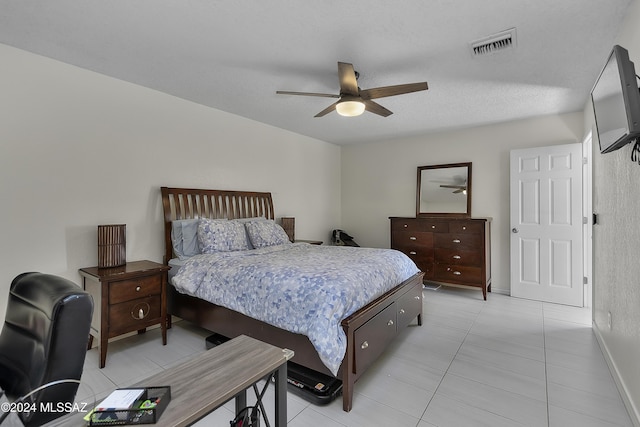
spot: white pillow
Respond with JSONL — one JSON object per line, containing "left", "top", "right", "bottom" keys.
{"left": 244, "top": 220, "right": 292, "bottom": 248}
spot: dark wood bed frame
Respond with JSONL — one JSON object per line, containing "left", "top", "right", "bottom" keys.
{"left": 160, "top": 186, "right": 424, "bottom": 412}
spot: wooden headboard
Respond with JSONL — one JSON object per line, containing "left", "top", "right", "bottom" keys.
{"left": 160, "top": 187, "right": 275, "bottom": 263}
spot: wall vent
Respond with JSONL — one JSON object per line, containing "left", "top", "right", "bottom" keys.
{"left": 470, "top": 28, "right": 516, "bottom": 56}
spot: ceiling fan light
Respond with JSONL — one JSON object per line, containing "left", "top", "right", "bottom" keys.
{"left": 336, "top": 100, "right": 365, "bottom": 117}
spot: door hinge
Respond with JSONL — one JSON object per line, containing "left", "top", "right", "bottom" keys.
{"left": 583, "top": 157, "right": 588, "bottom": 165}
{"left": 583, "top": 276, "right": 588, "bottom": 285}
{"left": 583, "top": 216, "right": 588, "bottom": 224}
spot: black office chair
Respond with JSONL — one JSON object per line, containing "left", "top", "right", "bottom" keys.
{"left": 0, "top": 272, "right": 93, "bottom": 426}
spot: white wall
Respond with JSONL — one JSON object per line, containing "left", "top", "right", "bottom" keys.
{"left": 589, "top": 0, "right": 640, "bottom": 421}
{"left": 0, "top": 43, "right": 341, "bottom": 322}
{"left": 341, "top": 112, "right": 585, "bottom": 295}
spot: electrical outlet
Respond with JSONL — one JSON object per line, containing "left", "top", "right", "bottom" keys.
{"left": 608, "top": 311, "right": 612, "bottom": 330}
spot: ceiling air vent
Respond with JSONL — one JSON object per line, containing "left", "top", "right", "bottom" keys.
{"left": 470, "top": 28, "right": 516, "bottom": 56}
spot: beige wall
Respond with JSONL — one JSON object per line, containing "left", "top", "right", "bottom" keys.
{"left": 341, "top": 112, "right": 585, "bottom": 295}
{"left": 0, "top": 43, "right": 341, "bottom": 322}
{"left": 589, "top": 0, "right": 640, "bottom": 421}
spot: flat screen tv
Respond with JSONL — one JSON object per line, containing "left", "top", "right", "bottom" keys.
{"left": 591, "top": 45, "right": 640, "bottom": 153}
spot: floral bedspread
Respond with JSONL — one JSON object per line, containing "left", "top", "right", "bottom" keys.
{"left": 172, "top": 243, "right": 419, "bottom": 375}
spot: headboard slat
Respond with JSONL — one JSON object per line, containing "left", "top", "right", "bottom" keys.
{"left": 161, "top": 187, "right": 275, "bottom": 263}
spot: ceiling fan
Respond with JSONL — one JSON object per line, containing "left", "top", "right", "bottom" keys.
{"left": 276, "top": 62, "right": 428, "bottom": 117}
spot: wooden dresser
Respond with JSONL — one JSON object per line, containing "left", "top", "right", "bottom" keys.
{"left": 390, "top": 217, "right": 492, "bottom": 299}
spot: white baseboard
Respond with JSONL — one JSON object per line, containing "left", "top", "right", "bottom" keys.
{"left": 593, "top": 322, "right": 640, "bottom": 427}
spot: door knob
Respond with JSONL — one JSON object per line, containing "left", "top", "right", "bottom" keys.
{"left": 512, "top": 228, "right": 519, "bottom": 233}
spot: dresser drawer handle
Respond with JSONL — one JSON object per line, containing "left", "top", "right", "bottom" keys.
{"left": 136, "top": 286, "right": 141, "bottom": 292}
{"left": 414, "top": 296, "right": 421, "bottom": 300}
{"left": 403, "top": 224, "right": 408, "bottom": 228}
{"left": 431, "top": 225, "right": 436, "bottom": 229}
{"left": 409, "top": 236, "right": 417, "bottom": 240}
{"left": 453, "top": 255, "right": 461, "bottom": 259}
{"left": 361, "top": 341, "right": 369, "bottom": 349}
{"left": 399, "top": 308, "right": 405, "bottom": 314}
{"left": 452, "top": 239, "right": 461, "bottom": 243}
{"left": 453, "top": 271, "right": 462, "bottom": 276}
{"left": 462, "top": 226, "right": 467, "bottom": 230}
{"left": 387, "top": 320, "right": 394, "bottom": 326}
{"left": 409, "top": 251, "right": 417, "bottom": 255}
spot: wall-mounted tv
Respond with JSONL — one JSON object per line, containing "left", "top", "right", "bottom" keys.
{"left": 591, "top": 45, "right": 640, "bottom": 153}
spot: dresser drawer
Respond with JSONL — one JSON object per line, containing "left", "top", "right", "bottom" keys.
{"left": 435, "top": 248, "right": 483, "bottom": 266}
{"left": 448, "top": 221, "right": 483, "bottom": 234}
{"left": 392, "top": 231, "right": 434, "bottom": 250}
{"left": 109, "top": 295, "right": 162, "bottom": 333}
{"left": 434, "top": 264, "right": 482, "bottom": 284}
{"left": 354, "top": 302, "right": 397, "bottom": 375}
{"left": 402, "top": 251, "right": 434, "bottom": 271}
{"left": 391, "top": 219, "right": 448, "bottom": 233}
{"left": 110, "top": 274, "right": 161, "bottom": 304}
{"left": 396, "top": 283, "right": 423, "bottom": 330}
{"left": 434, "top": 233, "right": 481, "bottom": 251}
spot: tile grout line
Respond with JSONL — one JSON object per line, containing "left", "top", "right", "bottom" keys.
{"left": 418, "top": 289, "right": 483, "bottom": 422}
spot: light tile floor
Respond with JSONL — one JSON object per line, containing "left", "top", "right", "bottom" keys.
{"left": 77, "top": 287, "right": 634, "bottom": 426}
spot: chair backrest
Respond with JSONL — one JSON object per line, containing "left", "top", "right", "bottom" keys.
{"left": 0, "top": 272, "right": 93, "bottom": 426}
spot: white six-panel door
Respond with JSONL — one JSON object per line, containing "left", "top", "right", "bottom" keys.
{"left": 510, "top": 143, "right": 583, "bottom": 306}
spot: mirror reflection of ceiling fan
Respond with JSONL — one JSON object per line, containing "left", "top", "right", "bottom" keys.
{"left": 439, "top": 184, "right": 467, "bottom": 194}
{"left": 276, "top": 62, "right": 428, "bottom": 117}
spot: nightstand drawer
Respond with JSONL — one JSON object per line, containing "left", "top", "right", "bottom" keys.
{"left": 109, "top": 295, "right": 162, "bottom": 332}
{"left": 110, "top": 275, "right": 161, "bottom": 304}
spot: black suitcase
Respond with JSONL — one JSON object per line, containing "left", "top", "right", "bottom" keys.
{"left": 205, "top": 334, "right": 342, "bottom": 405}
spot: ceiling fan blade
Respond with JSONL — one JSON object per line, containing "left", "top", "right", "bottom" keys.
{"left": 276, "top": 91, "right": 340, "bottom": 98}
{"left": 338, "top": 62, "right": 359, "bottom": 96}
{"left": 363, "top": 100, "right": 393, "bottom": 117}
{"left": 360, "top": 82, "right": 429, "bottom": 100}
{"left": 440, "top": 184, "right": 467, "bottom": 189}
{"left": 314, "top": 101, "right": 340, "bottom": 117}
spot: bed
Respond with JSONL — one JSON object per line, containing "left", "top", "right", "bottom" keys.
{"left": 161, "top": 187, "right": 424, "bottom": 412}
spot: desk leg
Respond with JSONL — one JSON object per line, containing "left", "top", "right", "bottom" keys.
{"left": 274, "top": 364, "right": 287, "bottom": 427}
{"left": 235, "top": 390, "right": 247, "bottom": 415}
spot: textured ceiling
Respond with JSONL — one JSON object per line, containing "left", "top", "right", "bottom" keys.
{"left": 0, "top": 1, "right": 632, "bottom": 145}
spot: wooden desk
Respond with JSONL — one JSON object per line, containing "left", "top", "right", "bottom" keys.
{"left": 45, "top": 335, "right": 293, "bottom": 427}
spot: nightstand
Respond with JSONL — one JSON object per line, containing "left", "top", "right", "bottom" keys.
{"left": 79, "top": 260, "right": 169, "bottom": 368}
{"left": 295, "top": 239, "right": 323, "bottom": 245}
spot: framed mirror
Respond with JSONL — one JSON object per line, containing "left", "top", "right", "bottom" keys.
{"left": 416, "top": 162, "right": 472, "bottom": 217}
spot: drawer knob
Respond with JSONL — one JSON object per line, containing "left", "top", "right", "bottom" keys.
{"left": 409, "top": 236, "right": 417, "bottom": 240}
{"left": 387, "top": 319, "right": 394, "bottom": 326}
{"left": 399, "top": 308, "right": 405, "bottom": 314}
{"left": 403, "top": 224, "right": 408, "bottom": 228}
{"left": 431, "top": 225, "right": 436, "bottom": 229}
{"left": 453, "top": 255, "right": 461, "bottom": 259}
{"left": 131, "top": 302, "right": 150, "bottom": 320}
{"left": 453, "top": 271, "right": 462, "bottom": 276}
{"left": 462, "top": 226, "right": 466, "bottom": 230}
{"left": 361, "top": 341, "right": 369, "bottom": 349}
{"left": 136, "top": 286, "right": 141, "bottom": 292}
{"left": 414, "top": 296, "right": 421, "bottom": 300}
{"left": 452, "top": 239, "right": 461, "bottom": 243}
{"left": 409, "top": 251, "right": 417, "bottom": 255}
